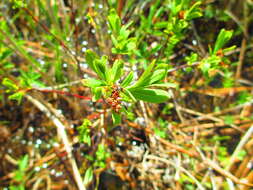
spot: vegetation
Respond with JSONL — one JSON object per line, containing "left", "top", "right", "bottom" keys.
{"left": 1, "top": 0, "right": 253, "bottom": 189}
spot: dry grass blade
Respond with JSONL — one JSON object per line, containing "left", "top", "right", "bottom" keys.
{"left": 25, "top": 94, "right": 86, "bottom": 190}
{"left": 146, "top": 155, "right": 205, "bottom": 190}
{"left": 197, "top": 147, "right": 253, "bottom": 187}
{"left": 226, "top": 124, "right": 253, "bottom": 171}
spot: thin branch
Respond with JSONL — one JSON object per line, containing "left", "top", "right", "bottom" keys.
{"left": 236, "top": 38, "right": 247, "bottom": 79}
{"left": 25, "top": 94, "right": 86, "bottom": 190}
{"left": 196, "top": 147, "right": 253, "bottom": 187}
{"left": 226, "top": 124, "right": 253, "bottom": 171}
{"left": 191, "top": 21, "right": 206, "bottom": 56}
{"left": 146, "top": 155, "right": 205, "bottom": 190}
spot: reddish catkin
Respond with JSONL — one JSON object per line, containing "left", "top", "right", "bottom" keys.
{"left": 106, "top": 85, "right": 122, "bottom": 113}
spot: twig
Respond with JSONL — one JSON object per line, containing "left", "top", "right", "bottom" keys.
{"left": 224, "top": 10, "right": 245, "bottom": 35}
{"left": 177, "top": 106, "right": 244, "bottom": 133}
{"left": 140, "top": 101, "right": 149, "bottom": 126}
{"left": 236, "top": 38, "right": 247, "bottom": 79}
{"left": 4, "top": 154, "right": 18, "bottom": 165}
{"left": 146, "top": 155, "right": 205, "bottom": 190}
{"left": 209, "top": 170, "right": 218, "bottom": 190}
{"left": 226, "top": 124, "right": 253, "bottom": 171}
{"left": 155, "top": 135, "right": 197, "bottom": 157}
{"left": 25, "top": 94, "right": 86, "bottom": 190}
{"left": 169, "top": 90, "right": 186, "bottom": 123}
{"left": 167, "top": 62, "right": 200, "bottom": 73}
{"left": 117, "top": 0, "right": 125, "bottom": 18}
{"left": 32, "top": 175, "right": 51, "bottom": 190}
{"left": 196, "top": 147, "right": 253, "bottom": 187}
{"left": 191, "top": 21, "right": 206, "bottom": 56}
{"left": 178, "top": 106, "right": 223, "bottom": 123}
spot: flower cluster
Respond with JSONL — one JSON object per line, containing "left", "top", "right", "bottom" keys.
{"left": 106, "top": 85, "right": 122, "bottom": 113}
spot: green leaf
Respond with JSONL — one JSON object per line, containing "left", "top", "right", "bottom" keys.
{"left": 111, "top": 35, "right": 118, "bottom": 48}
{"left": 222, "top": 45, "right": 236, "bottom": 53}
{"left": 2, "top": 61, "right": 14, "bottom": 70}
{"left": 89, "top": 55, "right": 110, "bottom": 82}
{"left": 55, "top": 61, "right": 64, "bottom": 82}
{"left": 14, "top": 155, "right": 29, "bottom": 182}
{"left": 11, "top": 0, "right": 27, "bottom": 8}
{"left": 111, "top": 59, "right": 124, "bottom": 82}
{"left": 213, "top": 29, "right": 233, "bottom": 54}
{"left": 2, "top": 78, "right": 19, "bottom": 91}
{"left": 186, "top": 53, "right": 198, "bottom": 65}
{"left": 128, "top": 60, "right": 156, "bottom": 89}
{"left": 82, "top": 78, "right": 106, "bottom": 88}
{"left": 130, "top": 88, "right": 170, "bottom": 103}
{"left": 101, "top": 55, "right": 111, "bottom": 82}
{"left": 237, "top": 150, "right": 247, "bottom": 161}
{"left": 120, "top": 26, "right": 130, "bottom": 39}
{"left": 112, "top": 111, "right": 121, "bottom": 125}
{"left": 0, "top": 49, "right": 12, "bottom": 61}
{"left": 148, "top": 83, "right": 178, "bottom": 88}
{"left": 83, "top": 167, "right": 93, "bottom": 185}
{"left": 122, "top": 88, "right": 136, "bottom": 102}
{"left": 92, "top": 87, "right": 102, "bottom": 101}
{"left": 77, "top": 119, "right": 91, "bottom": 146}
{"left": 185, "top": 2, "right": 202, "bottom": 20}
{"left": 149, "top": 69, "right": 167, "bottom": 84}
{"left": 154, "top": 63, "right": 169, "bottom": 70}
{"left": 154, "top": 127, "right": 167, "bottom": 138}
{"left": 224, "top": 115, "right": 235, "bottom": 125}
{"left": 108, "top": 9, "right": 121, "bottom": 35}
{"left": 9, "top": 185, "right": 22, "bottom": 190}
{"left": 93, "top": 59, "right": 106, "bottom": 80}
{"left": 9, "top": 185, "right": 25, "bottom": 190}
{"left": 8, "top": 91, "right": 24, "bottom": 104}
{"left": 126, "top": 38, "right": 136, "bottom": 51}
{"left": 14, "top": 171, "right": 24, "bottom": 182}
{"left": 19, "top": 155, "right": 29, "bottom": 171}
{"left": 85, "top": 50, "right": 99, "bottom": 71}
{"left": 121, "top": 71, "right": 134, "bottom": 88}
{"left": 199, "top": 61, "right": 211, "bottom": 76}
{"left": 19, "top": 69, "right": 44, "bottom": 88}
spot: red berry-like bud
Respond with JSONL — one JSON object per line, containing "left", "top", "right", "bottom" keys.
{"left": 106, "top": 97, "right": 113, "bottom": 104}
{"left": 115, "top": 105, "right": 122, "bottom": 112}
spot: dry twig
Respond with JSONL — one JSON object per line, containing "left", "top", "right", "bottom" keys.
{"left": 25, "top": 94, "right": 86, "bottom": 190}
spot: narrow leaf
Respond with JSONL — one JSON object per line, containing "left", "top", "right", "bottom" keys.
{"left": 111, "top": 59, "right": 124, "bottom": 82}
{"left": 149, "top": 69, "right": 167, "bottom": 84}
{"left": 108, "top": 9, "right": 121, "bottom": 35}
{"left": 82, "top": 78, "right": 106, "bottom": 88}
{"left": 121, "top": 71, "right": 134, "bottom": 88}
{"left": 83, "top": 167, "right": 93, "bottom": 185}
{"left": 93, "top": 60, "right": 106, "bottom": 80}
{"left": 2, "top": 78, "right": 19, "bottom": 91}
{"left": 112, "top": 111, "right": 121, "bottom": 125}
{"left": 128, "top": 60, "right": 156, "bottom": 89}
{"left": 19, "top": 155, "right": 29, "bottom": 171}
{"left": 122, "top": 88, "right": 136, "bottom": 102}
{"left": 85, "top": 49, "right": 99, "bottom": 71}
{"left": 148, "top": 83, "right": 178, "bottom": 88}
{"left": 92, "top": 87, "right": 102, "bottom": 101}
{"left": 130, "top": 88, "right": 170, "bottom": 103}
{"left": 213, "top": 29, "right": 233, "bottom": 54}
{"left": 185, "top": 2, "right": 202, "bottom": 20}
{"left": 8, "top": 91, "right": 24, "bottom": 104}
